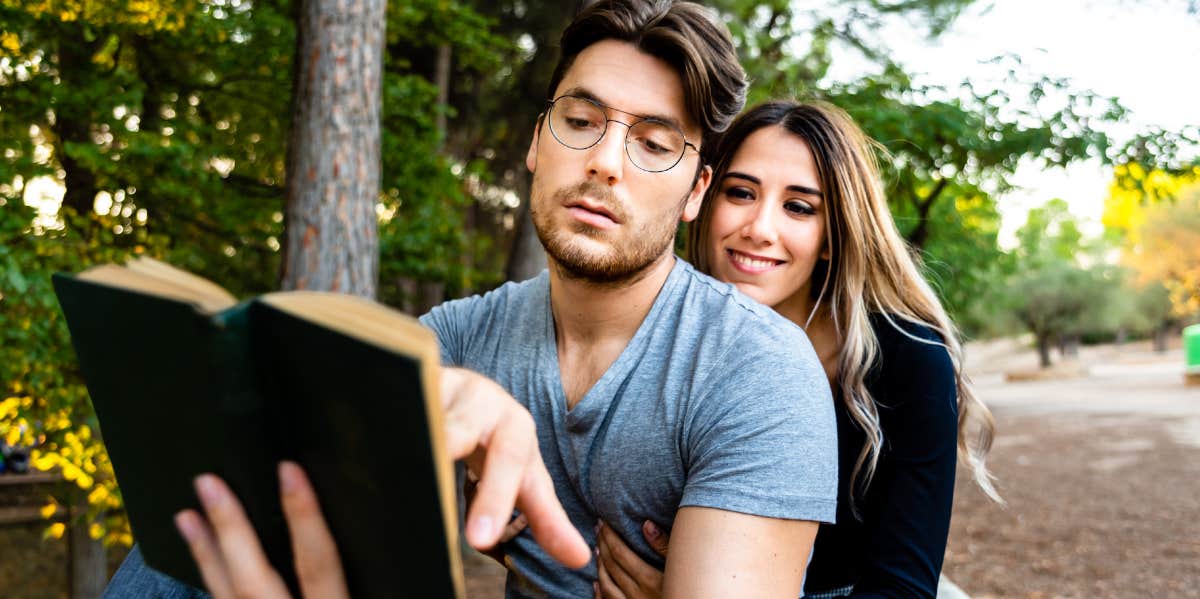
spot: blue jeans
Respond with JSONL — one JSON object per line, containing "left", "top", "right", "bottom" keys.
{"left": 103, "top": 545, "right": 209, "bottom": 599}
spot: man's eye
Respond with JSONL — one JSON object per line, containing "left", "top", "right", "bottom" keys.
{"left": 565, "top": 117, "right": 598, "bottom": 130}
{"left": 638, "top": 138, "right": 673, "bottom": 155}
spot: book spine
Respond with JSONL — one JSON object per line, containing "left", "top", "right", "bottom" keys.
{"left": 207, "top": 304, "right": 298, "bottom": 594}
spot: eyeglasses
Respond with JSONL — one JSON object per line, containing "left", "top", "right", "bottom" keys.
{"left": 543, "top": 95, "right": 699, "bottom": 173}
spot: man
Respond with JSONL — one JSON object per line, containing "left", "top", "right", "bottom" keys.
{"left": 105, "top": 2, "right": 837, "bottom": 597}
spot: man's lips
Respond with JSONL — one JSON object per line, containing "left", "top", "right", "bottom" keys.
{"left": 726, "top": 248, "right": 785, "bottom": 274}
{"left": 565, "top": 199, "right": 621, "bottom": 228}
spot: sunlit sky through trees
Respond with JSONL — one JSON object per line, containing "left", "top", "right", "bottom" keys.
{"left": 816, "top": 0, "right": 1200, "bottom": 247}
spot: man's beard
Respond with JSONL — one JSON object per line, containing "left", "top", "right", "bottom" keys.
{"left": 531, "top": 180, "right": 684, "bottom": 285}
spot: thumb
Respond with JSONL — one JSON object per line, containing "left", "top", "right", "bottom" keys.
{"left": 642, "top": 520, "right": 669, "bottom": 557}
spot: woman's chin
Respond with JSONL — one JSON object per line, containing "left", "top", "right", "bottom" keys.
{"left": 731, "top": 283, "right": 778, "bottom": 307}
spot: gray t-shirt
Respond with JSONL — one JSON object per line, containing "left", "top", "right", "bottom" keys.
{"left": 420, "top": 259, "right": 836, "bottom": 598}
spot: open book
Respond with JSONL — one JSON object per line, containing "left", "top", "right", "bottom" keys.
{"left": 53, "top": 258, "right": 463, "bottom": 598}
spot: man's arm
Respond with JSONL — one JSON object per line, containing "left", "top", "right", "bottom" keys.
{"left": 661, "top": 507, "right": 817, "bottom": 599}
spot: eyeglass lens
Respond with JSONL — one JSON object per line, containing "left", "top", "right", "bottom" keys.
{"left": 547, "top": 96, "right": 687, "bottom": 173}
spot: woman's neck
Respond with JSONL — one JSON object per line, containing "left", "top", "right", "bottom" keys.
{"left": 781, "top": 298, "right": 841, "bottom": 385}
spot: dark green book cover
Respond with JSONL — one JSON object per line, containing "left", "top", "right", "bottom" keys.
{"left": 52, "top": 268, "right": 463, "bottom": 598}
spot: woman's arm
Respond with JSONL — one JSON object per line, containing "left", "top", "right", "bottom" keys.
{"left": 848, "top": 327, "right": 959, "bottom": 599}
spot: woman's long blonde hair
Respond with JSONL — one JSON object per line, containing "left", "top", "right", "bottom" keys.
{"left": 688, "top": 100, "right": 1001, "bottom": 504}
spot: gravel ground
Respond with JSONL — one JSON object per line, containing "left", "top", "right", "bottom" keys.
{"left": 944, "top": 340, "right": 1200, "bottom": 598}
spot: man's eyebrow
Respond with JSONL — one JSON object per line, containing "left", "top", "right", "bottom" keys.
{"left": 559, "top": 86, "right": 688, "bottom": 133}
{"left": 724, "top": 171, "right": 824, "bottom": 198}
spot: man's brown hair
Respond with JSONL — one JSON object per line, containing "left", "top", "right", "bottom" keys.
{"left": 547, "top": 0, "right": 747, "bottom": 155}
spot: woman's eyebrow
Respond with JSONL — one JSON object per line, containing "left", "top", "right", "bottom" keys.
{"left": 786, "top": 184, "right": 823, "bottom": 198}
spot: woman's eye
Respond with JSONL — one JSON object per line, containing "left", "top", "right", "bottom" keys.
{"left": 723, "top": 186, "right": 754, "bottom": 201}
{"left": 784, "top": 200, "right": 816, "bottom": 216}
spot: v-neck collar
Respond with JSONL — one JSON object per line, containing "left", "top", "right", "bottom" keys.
{"left": 541, "top": 259, "right": 688, "bottom": 429}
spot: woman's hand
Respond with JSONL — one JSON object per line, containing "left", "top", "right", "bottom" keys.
{"left": 594, "top": 520, "right": 671, "bottom": 599}
{"left": 174, "top": 461, "right": 349, "bottom": 599}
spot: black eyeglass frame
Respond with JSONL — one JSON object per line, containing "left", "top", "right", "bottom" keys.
{"left": 542, "top": 94, "right": 701, "bottom": 173}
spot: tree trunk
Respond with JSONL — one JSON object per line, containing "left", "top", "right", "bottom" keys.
{"left": 1036, "top": 332, "right": 1053, "bottom": 369}
{"left": 434, "top": 44, "right": 451, "bottom": 144}
{"left": 1153, "top": 325, "right": 1169, "bottom": 353}
{"left": 68, "top": 508, "right": 105, "bottom": 599}
{"left": 55, "top": 35, "right": 101, "bottom": 217}
{"left": 280, "top": 0, "right": 386, "bottom": 298}
{"left": 1064, "top": 334, "right": 1080, "bottom": 358}
{"left": 505, "top": 187, "right": 546, "bottom": 282}
{"left": 904, "top": 178, "right": 948, "bottom": 251}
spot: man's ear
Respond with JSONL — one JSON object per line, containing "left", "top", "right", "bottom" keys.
{"left": 526, "top": 115, "right": 544, "bottom": 173}
{"left": 681, "top": 164, "right": 712, "bottom": 223}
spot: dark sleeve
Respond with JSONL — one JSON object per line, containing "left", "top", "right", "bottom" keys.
{"left": 850, "top": 325, "right": 959, "bottom": 599}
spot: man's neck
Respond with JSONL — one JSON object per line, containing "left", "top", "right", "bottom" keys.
{"left": 548, "top": 253, "right": 676, "bottom": 349}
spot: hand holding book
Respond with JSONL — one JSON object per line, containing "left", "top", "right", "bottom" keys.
{"left": 54, "top": 257, "right": 588, "bottom": 596}
{"left": 175, "top": 462, "right": 350, "bottom": 599}
{"left": 171, "top": 369, "right": 589, "bottom": 599}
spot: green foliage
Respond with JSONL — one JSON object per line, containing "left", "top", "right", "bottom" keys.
{"left": 1, "top": 204, "right": 172, "bottom": 545}
{"left": 0, "top": 0, "right": 510, "bottom": 544}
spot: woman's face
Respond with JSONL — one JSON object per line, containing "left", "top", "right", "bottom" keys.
{"left": 706, "top": 125, "right": 830, "bottom": 321}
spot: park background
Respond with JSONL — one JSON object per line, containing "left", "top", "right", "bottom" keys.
{"left": 1, "top": 0, "right": 1199, "bottom": 597}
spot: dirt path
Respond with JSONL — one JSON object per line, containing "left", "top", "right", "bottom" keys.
{"left": 945, "top": 341, "right": 1200, "bottom": 598}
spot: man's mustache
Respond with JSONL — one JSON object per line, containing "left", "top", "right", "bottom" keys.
{"left": 552, "top": 181, "right": 627, "bottom": 223}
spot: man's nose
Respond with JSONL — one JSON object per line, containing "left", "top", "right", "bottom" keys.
{"left": 585, "top": 120, "right": 629, "bottom": 185}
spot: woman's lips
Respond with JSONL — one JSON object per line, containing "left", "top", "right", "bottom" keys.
{"left": 727, "top": 248, "right": 784, "bottom": 274}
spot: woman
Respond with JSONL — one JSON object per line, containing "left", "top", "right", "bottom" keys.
{"left": 592, "top": 100, "right": 1001, "bottom": 598}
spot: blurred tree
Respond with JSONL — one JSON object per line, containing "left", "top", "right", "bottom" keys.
{"left": 1125, "top": 186, "right": 1200, "bottom": 322}
{"left": 0, "top": 0, "right": 508, "bottom": 556}
{"left": 280, "top": 0, "right": 385, "bottom": 297}
{"left": 1007, "top": 199, "right": 1124, "bottom": 366}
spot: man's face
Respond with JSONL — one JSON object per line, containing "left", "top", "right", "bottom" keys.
{"left": 526, "top": 39, "right": 711, "bottom": 284}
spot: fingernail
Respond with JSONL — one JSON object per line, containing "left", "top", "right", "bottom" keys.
{"left": 279, "top": 462, "right": 300, "bottom": 495}
{"left": 174, "top": 511, "right": 200, "bottom": 541}
{"left": 194, "top": 475, "right": 224, "bottom": 508}
{"left": 468, "top": 516, "right": 496, "bottom": 544}
{"left": 644, "top": 520, "right": 659, "bottom": 538}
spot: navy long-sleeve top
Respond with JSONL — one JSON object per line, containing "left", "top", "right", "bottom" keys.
{"left": 803, "top": 315, "right": 959, "bottom": 599}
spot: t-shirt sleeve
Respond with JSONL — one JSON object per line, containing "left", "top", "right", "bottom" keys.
{"left": 419, "top": 296, "right": 482, "bottom": 367}
{"left": 678, "top": 338, "right": 838, "bottom": 524}
{"left": 851, "top": 328, "right": 959, "bottom": 599}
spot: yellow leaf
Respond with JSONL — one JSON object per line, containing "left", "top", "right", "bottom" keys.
{"left": 88, "top": 486, "right": 108, "bottom": 504}
{"left": 32, "top": 454, "right": 57, "bottom": 471}
{"left": 46, "top": 522, "right": 66, "bottom": 540}
{"left": 39, "top": 503, "right": 58, "bottom": 519}
{"left": 89, "top": 522, "right": 104, "bottom": 540}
